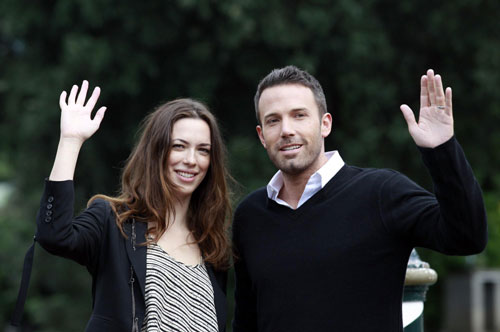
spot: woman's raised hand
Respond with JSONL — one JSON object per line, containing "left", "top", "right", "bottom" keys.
{"left": 49, "top": 81, "right": 107, "bottom": 181}
{"left": 59, "top": 80, "right": 107, "bottom": 143}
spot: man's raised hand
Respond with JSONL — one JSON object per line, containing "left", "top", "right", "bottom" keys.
{"left": 400, "top": 69, "right": 454, "bottom": 148}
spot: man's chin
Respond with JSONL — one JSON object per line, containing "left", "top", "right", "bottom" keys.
{"left": 274, "top": 161, "right": 307, "bottom": 175}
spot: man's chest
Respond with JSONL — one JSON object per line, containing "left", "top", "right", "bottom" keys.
{"left": 240, "top": 203, "right": 394, "bottom": 285}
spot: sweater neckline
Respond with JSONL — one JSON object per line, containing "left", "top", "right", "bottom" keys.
{"left": 266, "top": 164, "right": 352, "bottom": 220}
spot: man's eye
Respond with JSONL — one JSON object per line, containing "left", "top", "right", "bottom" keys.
{"left": 266, "top": 118, "right": 279, "bottom": 125}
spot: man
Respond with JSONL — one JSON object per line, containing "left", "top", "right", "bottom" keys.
{"left": 232, "top": 66, "right": 487, "bottom": 331}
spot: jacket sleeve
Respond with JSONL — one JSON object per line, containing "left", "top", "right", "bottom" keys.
{"left": 380, "top": 136, "right": 488, "bottom": 255}
{"left": 35, "top": 179, "right": 109, "bottom": 270}
{"left": 232, "top": 207, "right": 258, "bottom": 332}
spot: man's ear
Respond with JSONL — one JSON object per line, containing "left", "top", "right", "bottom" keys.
{"left": 321, "top": 113, "right": 332, "bottom": 138}
{"left": 256, "top": 125, "right": 267, "bottom": 148}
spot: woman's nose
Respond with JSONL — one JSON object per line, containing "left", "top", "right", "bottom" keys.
{"left": 183, "top": 149, "right": 196, "bottom": 165}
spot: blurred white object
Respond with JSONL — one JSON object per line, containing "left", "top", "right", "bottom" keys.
{"left": 402, "top": 301, "right": 424, "bottom": 327}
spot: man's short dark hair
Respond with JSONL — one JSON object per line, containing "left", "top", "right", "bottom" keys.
{"left": 254, "top": 65, "right": 327, "bottom": 125}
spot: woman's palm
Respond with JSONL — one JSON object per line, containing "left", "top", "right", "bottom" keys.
{"left": 59, "top": 80, "right": 106, "bottom": 142}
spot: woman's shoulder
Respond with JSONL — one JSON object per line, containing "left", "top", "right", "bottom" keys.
{"left": 83, "top": 197, "right": 118, "bottom": 228}
{"left": 87, "top": 197, "right": 112, "bottom": 213}
{"left": 86, "top": 197, "right": 143, "bottom": 236}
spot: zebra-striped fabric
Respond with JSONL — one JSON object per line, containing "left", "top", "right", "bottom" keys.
{"left": 141, "top": 242, "right": 218, "bottom": 332}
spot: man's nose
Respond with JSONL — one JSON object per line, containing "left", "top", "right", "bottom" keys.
{"left": 280, "top": 118, "right": 295, "bottom": 137}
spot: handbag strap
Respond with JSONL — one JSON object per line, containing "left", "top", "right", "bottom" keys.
{"left": 10, "top": 237, "right": 36, "bottom": 327}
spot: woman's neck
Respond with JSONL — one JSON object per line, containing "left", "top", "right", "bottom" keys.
{"left": 168, "top": 195, "right": 191, "bottom": 230}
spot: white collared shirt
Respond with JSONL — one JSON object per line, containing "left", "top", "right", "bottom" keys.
{"left": 266, "top": 151, "right": 345, "bottom": 209}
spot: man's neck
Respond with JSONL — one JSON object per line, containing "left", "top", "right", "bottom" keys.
{"left": 278, "top": 152, "right": 329, "bottom": 209}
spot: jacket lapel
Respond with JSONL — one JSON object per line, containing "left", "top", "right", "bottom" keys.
{"left": 124, "top": 220, "right": 227, "bottom": 330}
{"left": 206, "top": 264, "right": 227, "bottom": 332}
{"left": 124, "top": 220, "right": 147, "bottom": 299}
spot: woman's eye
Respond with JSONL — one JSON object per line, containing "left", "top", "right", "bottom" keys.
{"left": 172, "top": 144, "right": 184, "bottom": 149}
{"left": 199, "top": 148, "right": 210, "bottom": 154}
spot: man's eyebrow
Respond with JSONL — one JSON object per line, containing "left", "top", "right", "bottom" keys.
{"left": 263, "top": 112, "right": 279, "bottom": 121}
{"left": 263, "top": 108, "right": 308, "bottom": 121}
{"left": 290, "top": 107, "right": 308, "bottom": 113}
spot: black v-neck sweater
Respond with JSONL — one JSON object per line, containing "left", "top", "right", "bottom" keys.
{"left": 232, "top": 137, "right": 487, "bottom": 332}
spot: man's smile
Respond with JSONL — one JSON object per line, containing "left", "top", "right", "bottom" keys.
{"left": 280, "top": 144, "right": 302, "bottom": 151}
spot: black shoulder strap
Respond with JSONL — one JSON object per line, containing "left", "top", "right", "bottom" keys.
{"left": 10, "top": 237, "right": 36, "bottom": 327}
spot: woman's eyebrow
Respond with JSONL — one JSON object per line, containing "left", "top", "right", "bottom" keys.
{"left": 172, "top": 138, "right": 211, "bottom": 146}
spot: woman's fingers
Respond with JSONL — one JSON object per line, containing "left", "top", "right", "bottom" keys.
{"left": 68, "top": 84, "right": 78, "bottom": 105}
{"left": 85, "top": 86, "right": 101, "bottom": 110}
{"left": 76, "top": 80, "right": 89, "bottom": 105}
{"left": 61, "top": 81, "right": 101, "bottom": 110}
{"left": 93, "top": 106, "right": 107, "bottom": 125}
{"left": 59, "top": 91, "right": 68, "bottom": 110}
{"left": 61, "top": 81, "right": 104, "bottom": 124}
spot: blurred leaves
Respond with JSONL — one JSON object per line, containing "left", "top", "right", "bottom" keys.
{"left": 0, "top": 0, "right": 499, "bottom": 331}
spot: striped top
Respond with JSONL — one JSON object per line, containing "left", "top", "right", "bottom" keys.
{"left": 141, "top": 242, "right": 218, "bottom": 332}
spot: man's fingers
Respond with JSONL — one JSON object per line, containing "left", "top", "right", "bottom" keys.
{"left": 420, "top": 75, "right": 430, "bottom": 109}
{"left": 426, "top": 69, "right": 437, "bottom": 105}
{"left": 434, "top": 75, "right": 445, "bottom": 106}
{"left": 445, "top": 87, "right": 453, "bottom": 116}
{"left": 400, "top": 104, "right": 417, "bottom": 131}
{"left": 59, "top": 91, "right": 67, "bottom": 110}
{"left": 68, "top": 85, "right": 78, "bottom": 105}
{"left": 76, "top": 80, "right": 89, "bottom": 105}
{"left": 85, "top": 86, "right": 101, "bottom": 110}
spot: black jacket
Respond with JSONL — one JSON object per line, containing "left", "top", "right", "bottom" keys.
{"left": 36, "top": 179, "right": 227, "bottom": 331}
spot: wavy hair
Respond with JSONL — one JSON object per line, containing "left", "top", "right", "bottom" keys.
{"left": 90, "top": 99, "right": 231, "bottom": 270}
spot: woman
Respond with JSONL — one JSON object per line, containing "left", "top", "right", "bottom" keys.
{"left": 35, "top": 81, "right": 231, "bottom": 331}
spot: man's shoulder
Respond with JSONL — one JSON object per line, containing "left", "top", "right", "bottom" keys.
{"left": 236, "top": 186, "right": 268, "bottom": 211}
{"left": 232, "top": 187, "right": 268, "bottom": 234}
{"left": 341, "top": 164, "right": 401, "bottom": 183}
{"left": 339, "top": 165, "right": 423, "bottom": 198}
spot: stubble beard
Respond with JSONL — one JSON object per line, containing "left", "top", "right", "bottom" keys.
{"left": 268, "top": 139, "right": 323, "bottom": 176}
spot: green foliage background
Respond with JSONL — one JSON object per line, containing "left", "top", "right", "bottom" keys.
{"left": 0, "top": 0, "right": 499, "bottom": 331}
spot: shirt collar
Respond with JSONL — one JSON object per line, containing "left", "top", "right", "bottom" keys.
{"left": 266, "top": 150, "right": 344, "bottom": 201}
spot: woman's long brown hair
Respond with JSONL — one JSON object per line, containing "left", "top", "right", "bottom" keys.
{"left": 89, "top": 99, "right": 231, "bottom": 270}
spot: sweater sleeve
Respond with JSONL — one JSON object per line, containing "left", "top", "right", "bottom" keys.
{"left": 35, "top": 179, "right": 108, "bottom": 270}
{"left": 379, "top": 137, "right": 487, "bottom": 255}
{"left": 232, "top": 206, "right": 258, "bottom": 332}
